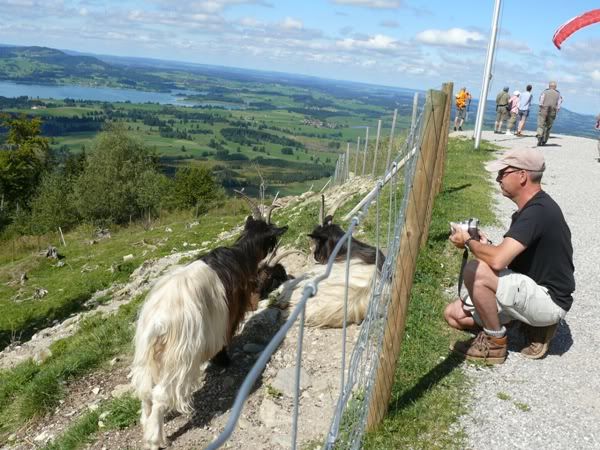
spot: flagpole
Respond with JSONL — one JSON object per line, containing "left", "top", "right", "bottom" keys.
{"left": 474, "top": 0, "right": 502, "bottom": 149}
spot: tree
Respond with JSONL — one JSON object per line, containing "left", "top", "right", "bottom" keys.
{"left": 172, "top": 166, "right": 223, "bottom": 215}
{"left": 30, "top": 172, "right": 79, "bottom": 234}
{"left": 72, "top": 124, "right": 159, "bottom": 224}
{"left": 136, "top": 170, "right": 171, "bottom": 223}
{"left": 0, "top": 115, "right": 51, "bottom": 212}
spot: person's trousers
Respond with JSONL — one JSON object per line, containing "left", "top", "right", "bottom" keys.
{"left": 537, "top": 106, "right": 557, "bottom": 139}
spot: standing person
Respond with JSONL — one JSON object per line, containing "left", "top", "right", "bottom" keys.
{"left": 506, "top": 90, "right": 520, "bottom": 135}
{"left": 454, "top": 87, "right": 472, "bottom": 131}
{"left": 516, "top": 85, "right": 533, "bottom": 136}
{"left": 445, "top": 148, "right": 575, "bottom": 364}
{"left": 494, "top": 86, "right": 510, "bottom": 133}
{"left": 536, "top": 81, "right": 563, "bottom": 146}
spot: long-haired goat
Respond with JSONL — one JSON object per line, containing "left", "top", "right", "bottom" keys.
{"left": 131, "top": 192, "right": 287, "bottom": 450}
{"left": 275, "top": 195, "right": 384, "bottom": 328}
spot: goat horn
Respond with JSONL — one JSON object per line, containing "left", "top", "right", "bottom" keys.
{"left": 264, "top": 241, "right": 281, "bottom": 266}
{"left": 265, "top": 204, "right": 280, "bottom": 225}
{"left": 319, "top": 194, "right": 325, "bottom": 226}
{"left": 327, "top": 190, "right": 358, "bottom": 219}
{"left": 269, "top": 249, "right": 306, "bottom": 267}
{"left": 234, "top": 189, "right": 262, "bottom": 220}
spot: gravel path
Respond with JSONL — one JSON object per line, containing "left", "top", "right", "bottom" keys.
{"left": 452, "top": 130, "right": 600, "bottom": 449}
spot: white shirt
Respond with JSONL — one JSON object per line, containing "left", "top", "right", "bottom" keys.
{"left": 519, "top": 91, "right": 533, "bottom": 111}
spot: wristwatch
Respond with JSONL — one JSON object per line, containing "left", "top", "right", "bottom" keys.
{"left": 465, "top": 237, "right": 475, "bottom": 249}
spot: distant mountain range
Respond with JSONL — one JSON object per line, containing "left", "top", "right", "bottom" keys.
{"left": 0, "top": 45, "right": 597, "bottom": 139}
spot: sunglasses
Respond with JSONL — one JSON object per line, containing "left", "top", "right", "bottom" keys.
{"left": 497, "top": 167, "right": 522, "bottom": 179}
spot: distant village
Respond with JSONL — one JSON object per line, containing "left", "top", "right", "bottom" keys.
{"left": 302, "top": 117, "right": 339, "bottom": 129}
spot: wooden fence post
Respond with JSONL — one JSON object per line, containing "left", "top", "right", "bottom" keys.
{"left": 366, "top": 89, "right": 447, "bottom": 430}
{"left": 419, "top": 84, "right": 451, "bottom": 248}
{"left": 435, "top": 82, "right": 453, "bottom": 194}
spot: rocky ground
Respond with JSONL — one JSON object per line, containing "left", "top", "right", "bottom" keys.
{"left": 1, "top": 180, "right": 375, "bottom": 450}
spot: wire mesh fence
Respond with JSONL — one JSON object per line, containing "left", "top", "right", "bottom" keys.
{"left": 206, "top": 84, "right": 452, "bottom": 450}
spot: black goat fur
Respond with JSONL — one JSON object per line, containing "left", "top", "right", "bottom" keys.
{"left": 199, "top": 215, "right": 287, "bottom": 366}
{"left": 256, "top": 263, "right": 293, "bottom": 299}
{"left": 308, "top": 214, "right": 384, "bottom": 270}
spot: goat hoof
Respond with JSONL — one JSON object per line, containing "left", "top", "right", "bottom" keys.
{"left": 210, "top": 349, "right": 231, "bottom": 367}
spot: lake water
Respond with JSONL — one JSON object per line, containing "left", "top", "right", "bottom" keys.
{"left": 0, "top": 81, "right": 228, "bottom": 107}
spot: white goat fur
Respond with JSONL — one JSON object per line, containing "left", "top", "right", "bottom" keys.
{"left": 274, "top": 259, "right": 377, "bottom": 327}
{"left": 131, "top": 259, "right": 228, "bottom": 450}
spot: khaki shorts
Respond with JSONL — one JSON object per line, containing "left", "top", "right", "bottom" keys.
{"left": 462, "top": 269, "right": 567, "bottom": 327}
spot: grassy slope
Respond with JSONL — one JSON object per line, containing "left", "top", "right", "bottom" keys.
{"left": 0, "top": 205, "right": 247, "bottom": 348}
{"left": 1, "top": 137, "right": 497, "bottom": 448}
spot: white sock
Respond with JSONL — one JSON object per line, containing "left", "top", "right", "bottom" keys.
{"left": 484, "top": 326, "right": 506, "bottom": 338}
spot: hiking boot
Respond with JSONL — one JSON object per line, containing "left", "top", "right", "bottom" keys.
{"left": 458, "top": 127, "right": 463, "bottom": 131}
{"left": 537, "top": 136, "right": 544, "bottom": 146}
{"left": 521, "top": 323, "right": 558, "bottom": 359}
{"left": 452, "top": 331, "right": 507, "bottom": 364}
{"left": 454, "top": 126, "right": 457, "bottom": 131}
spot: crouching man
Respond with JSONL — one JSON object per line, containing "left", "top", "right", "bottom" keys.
{"left": 445, "top": 148, "right": 575, "bottom": 364}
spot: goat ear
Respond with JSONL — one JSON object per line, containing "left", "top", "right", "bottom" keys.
{"left": 324, "top": 215, "right": 334, "bottom": 226}
{"left": 245, "top": 215, "right": 254, "bottom": 226}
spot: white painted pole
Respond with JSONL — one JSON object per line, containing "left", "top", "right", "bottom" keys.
{"left": 354, "top": 136, "right": 360, "bottom": 176}
{"left": 345, "top": 143, "right": 350, "bottom": 181}
{"left": 410, "top": 92, "right": 419, "bottom": 136}
{"left": 58, "top": 227, "right": 66, "bottom": 246}
{"left": 361, "top": 127, "right": 369, "bottom": 176}
{"left": 371, "top": 119, "right": 382, "bottom": 178}
{"left": 384, "top": 109, "right": 398, "bottom": 172}
{"left": 474, "top": 0, "right": 502, "bottom": 149}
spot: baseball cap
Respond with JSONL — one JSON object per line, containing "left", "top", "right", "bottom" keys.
{"left": 513, "top": 90, "right": 520, "bottom": 96}
{"left": 485, "top": 148, "right": 546, "bottom": 172}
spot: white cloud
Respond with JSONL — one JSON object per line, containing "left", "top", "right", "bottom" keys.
{"left": 155, "top": 0, "right": 272, "bottom": 14}
{"left": 336, "top": 34, "right": 399, "bottom": 52}
{"left": 498, "top": 39, "right": 531, "bottom": 54}
{"left": 331, "top": 0, "right": 403, "bottom": 9}
{"left": 591, "top": 70, "right": 600, "bottom": 81}
{"left": 238, "top": 17, "right": 262, "bottom": 27}
{"left": 416, "top": 28, "right": 485, "bottom": 48}
{"left": 280, "top": 17, "right": 303, "bottom": 31}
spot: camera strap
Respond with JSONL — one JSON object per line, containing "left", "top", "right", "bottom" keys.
{"left": 458, "top": 248, "right": 469, "bottom": 304}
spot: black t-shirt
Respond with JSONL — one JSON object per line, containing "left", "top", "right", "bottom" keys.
{"left": 505, "top": 191, "right": 575, "bottom": 311}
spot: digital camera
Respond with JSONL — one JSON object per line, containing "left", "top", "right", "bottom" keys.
{"left": 450, "top": 218, "right": 480, "bottom": 240}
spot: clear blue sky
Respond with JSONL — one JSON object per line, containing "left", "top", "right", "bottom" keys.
{"left": 0, "top": 1, "right": 598, "bottom": 114}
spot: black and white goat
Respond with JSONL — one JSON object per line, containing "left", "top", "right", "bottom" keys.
{"left": 274, "top": 195, "right": 384, "bottom": 328}
{"left": 131, "top": 192, "right": 287, "bottom": 450}
{"left": 255, "top": 247, "right": 303, "bottom": 299}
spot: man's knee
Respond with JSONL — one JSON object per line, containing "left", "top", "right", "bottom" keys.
{"left": 444, "top": 300, "right": 476, "bottom": 330}
{"left": 443, "top": 302, "right": 455, "bottom": 325}
{"left": 463, "top": 259, "right": 495, "bottom": 286}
